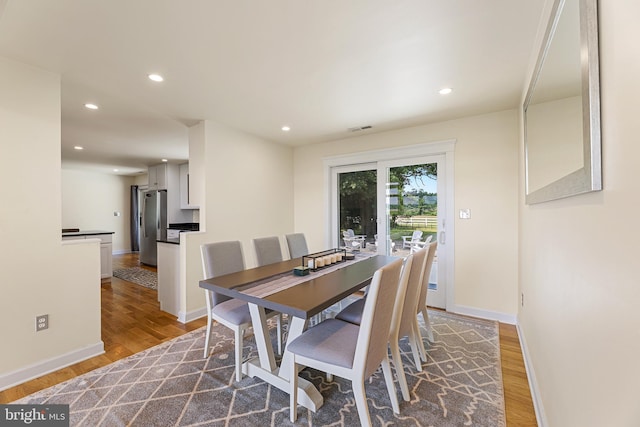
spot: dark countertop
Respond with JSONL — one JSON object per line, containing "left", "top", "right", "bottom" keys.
{"left": 157, "top": 238, "right": 180, "bottom": 245}
{"left": 62, "top": 230, "right": 114, "bottom": 237}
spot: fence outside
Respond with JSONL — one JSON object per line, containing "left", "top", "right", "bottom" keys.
{"left": 394, "top": 216, "right": 437, "bottom": 229}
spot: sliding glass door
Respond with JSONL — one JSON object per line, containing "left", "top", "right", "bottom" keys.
{"left": 330, "top": 154, "right": 448, "bottom": 309}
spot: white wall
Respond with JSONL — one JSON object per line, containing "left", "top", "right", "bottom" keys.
{"left": 181, "top": 120, "right": 294, "bottom": 320}
{"left": 62, "top": 169, "right": 136, "bottom": 253}
{"left": 0, "top": 57, "right": 102, "bottom": 389}
{"left": 293, "top": 110, "right": 520, "bottom": 318}
{"left": 518, "top": 1, "right": 640, "bottom": 426}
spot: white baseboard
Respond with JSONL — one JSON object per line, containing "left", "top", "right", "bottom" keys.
{"left": 516, "top": 322, "right": 547, "bottom": 427}
{"left": 177, "top": 307, "right": 207, "bottom": 324}
{"left": 449, "top": 304, "right": 517, "bottom": 324}
{"left": 112, "top": 249, "right": 131, "bottom": 255}
{"left": 0, "top": 342, "right": 104, "bottom": 392}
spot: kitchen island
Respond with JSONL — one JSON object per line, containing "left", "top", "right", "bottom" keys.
{"left": 62, "top": 230, "right": 114, "bottom": 278}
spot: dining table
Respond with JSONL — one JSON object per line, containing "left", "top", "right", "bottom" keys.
{"left": 199, "top": 252, "right": 398, "bottom": 412}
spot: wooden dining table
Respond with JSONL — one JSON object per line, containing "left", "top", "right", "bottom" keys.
{"left": 199, "top": 253, "right": 398, "bottom": 412}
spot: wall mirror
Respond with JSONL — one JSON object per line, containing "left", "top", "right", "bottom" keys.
{"left": 523, "top": 0, "right": 601, "bottom": 204}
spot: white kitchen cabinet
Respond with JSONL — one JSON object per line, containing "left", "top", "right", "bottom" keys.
{"left": 148, "top": 163, "right": 168, "bottom": 190}
{"left": 98, "top": 234, "right": 113, "bottom": 279}
{"left": 62, "top": 232, "right": 113, "bottom": 278}
{"left": 179, "top": 163, "right": 199, "bottom": 209}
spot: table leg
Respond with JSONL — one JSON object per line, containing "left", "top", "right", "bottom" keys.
{"left": 245, "top": 304, "right": 323, "bottom": 412}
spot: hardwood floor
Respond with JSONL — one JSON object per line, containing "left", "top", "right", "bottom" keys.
{"left": 0, "top": 254, "right": 205, "bottom": 403}
{"left": 0, "top": 253, "right": 538, "bottom": 426}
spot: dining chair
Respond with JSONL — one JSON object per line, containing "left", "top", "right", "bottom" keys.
{"left": 288, "top": 257, "right": 405, "bottom": 425}
{"left": 415, "top": 241, "right": 438, "bottom": 361}
{"left": 285, "top": 233, "right": 309, "bottom": 259}
{"left": 253, "top": 236, "right": 284, "bottom": 266}
{"left": 402, "top": 230, "right": 423, "bottom": 250}
{"left": 335, "top": 247, "right": 429, "bottom": 401}
{"left": 201, "top": 241, "right": 283, "bottom": 382}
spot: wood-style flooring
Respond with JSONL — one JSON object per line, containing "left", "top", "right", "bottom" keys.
{"left": 0, "top": 253, "right": 537, "bottom": 426}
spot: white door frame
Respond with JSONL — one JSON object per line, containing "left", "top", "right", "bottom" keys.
{"left": 323, "top": 140, "right": 456, "bottom": 311}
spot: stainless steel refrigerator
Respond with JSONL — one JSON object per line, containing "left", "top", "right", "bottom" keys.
{"left": 140, "top": 189, "right": 167, "bottom": 266}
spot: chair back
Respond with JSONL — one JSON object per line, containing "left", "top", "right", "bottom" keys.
{"left": 396, "top": 247, "right": 429, "bottom": 338}
{"left": 285, "top": 233, "right": 309, "bottom": 259}
{"left": 352, "top": 257, "right": 404, "bottom": 378}
{"left": 343, "top": 229, "right": 355, "bottom": 238}
{"left": 388, "top": 254, "right": 414, "bottom": 340}
{"left": 253, "top": 236, "right": 284, "bottom": 266}
{"left": 417, "top": 241, "right": 438, "bottom": 314}
{"left": 411, "top": 230, "right": 423, "bottom": 241}
{"left": 201, "top": 241, "right": 245, "bottom": 307}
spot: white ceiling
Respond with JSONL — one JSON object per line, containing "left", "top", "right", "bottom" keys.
{"left": 0, "top": 0, "right": 544, "bottom": 176}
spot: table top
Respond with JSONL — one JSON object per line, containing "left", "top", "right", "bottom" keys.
{"left": 199, "top": 254, "right": 398, "bottom": 319}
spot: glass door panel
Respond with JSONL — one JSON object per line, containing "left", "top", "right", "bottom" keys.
{"left": 335, "top": 166, "right": 377, "bottom": 250}
{"left": 381, "top": 156, "right": 445, "bottom": 309}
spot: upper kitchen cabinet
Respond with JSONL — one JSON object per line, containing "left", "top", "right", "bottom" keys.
{"left": 148, "top": 163, "right": 168, "bottom": 190}
{"left": 148, "top": 163, "right": 192, "bottom": 223}
{"left": 179, "top": 163, "right": 199, "bottom": 209}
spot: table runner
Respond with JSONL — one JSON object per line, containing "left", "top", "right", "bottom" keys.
{"left": 238, "top": 252, "right": 375, "bottom": 298}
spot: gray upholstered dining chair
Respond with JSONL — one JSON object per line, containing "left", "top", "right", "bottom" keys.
{"left": 335, "top": 248, "right": 429, "bottom": 402}
{"left": 285, "top": 233, "right": 309, "bottom": 259}
{"left": 288, "top": 257, "right": 405, "bottom": 425}
{"left": 253, "top": 236, "right": 284, "bottom": 266}
{"left": 201, "top": 241, "right": 283, "bottom": 382}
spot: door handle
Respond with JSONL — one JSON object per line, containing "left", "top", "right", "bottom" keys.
{"left": 439, "top": 231, "right": 445, "bottom": 244}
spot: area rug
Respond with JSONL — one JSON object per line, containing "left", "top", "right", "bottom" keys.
{"left": 112, "top": 267, "right": 157, "bottom": 290}
{"left": 14, "top": 310, "right": 505, "bottom": 426}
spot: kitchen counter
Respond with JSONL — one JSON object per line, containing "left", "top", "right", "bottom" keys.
{"left": 157, "top": 237, "right": 180, "bottom": 245}
{"left": 61, "top": 230, "right": 114, "bottom": 278}
{"left": 62, "top": 230, "right": 115, "bottom": 237}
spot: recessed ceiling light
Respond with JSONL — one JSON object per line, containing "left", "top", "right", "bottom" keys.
{"left": 281, "top": 126, "right": 291, "bottom": 132}
{"left": 148, "top": 74, "right": 164, "bottom": 82}
{"left": 74, "top": 146, "right": 84, "bottom": 150}
{"left": 161, "top": 158, "right": 168, "bottom": 162}
{"left": 439, "top": 88, "right": 453, "bottom": 95}
{"left": 113, "top": 169, "right": 119, "bottom": 172}
{"left": 84, "top": 103, "right": 99, "bottom": 110}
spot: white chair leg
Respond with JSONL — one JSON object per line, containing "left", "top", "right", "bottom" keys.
{"left": 326, "top": 373, "right": 333, "bottom": 382}
{"left": 414, "top": 317, "right": 428, "bottom": 362}
{"left": 389, "top": 341, "right": 410, "bottom": 401}
{"left": 421, "top": 307, "right": 434, "bottom": 342}
{"left": 352, "top": 380, "right": 373, "bottom": 426}
{"left": 234, "top": 327, "right": 243, "bottom": 382}
{"left": 407, "top": 327, "right": 423, "bottom": 371}
{"left": 276, "top": 314, "right": 283, "bottom": 355}
{"left": 203, "top": 317, "right": 213, "bottom": 358}
{"left": 289, "top": 355, "right": 298, "bottom": 422}
{"left": 380, "top": 356, "right": 400, "bottom": 414}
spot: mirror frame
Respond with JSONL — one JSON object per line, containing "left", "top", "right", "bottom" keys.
{"left": 524, "top": 0, "right": 602, "bottom": 204}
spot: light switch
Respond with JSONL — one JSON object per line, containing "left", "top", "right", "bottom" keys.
{"left": 459, "top": 209, "right": 471, "bottom": 219}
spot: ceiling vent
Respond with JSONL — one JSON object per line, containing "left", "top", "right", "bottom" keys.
{"left": 348, "top": 125, "right": 373, "bottom": 133}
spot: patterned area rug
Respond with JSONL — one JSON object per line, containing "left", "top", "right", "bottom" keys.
{"left": 112, "top": 267, "right": 157, "bottom": 290}
{"left": 15, "top": 310, "right": 504, "bottom": 426}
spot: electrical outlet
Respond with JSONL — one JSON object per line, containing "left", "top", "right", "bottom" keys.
{"left": 36, "top": 314, "right": 49, "bottom": 331}
{"left": 521, "top": 293, "right": 525, "bottom": 307}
